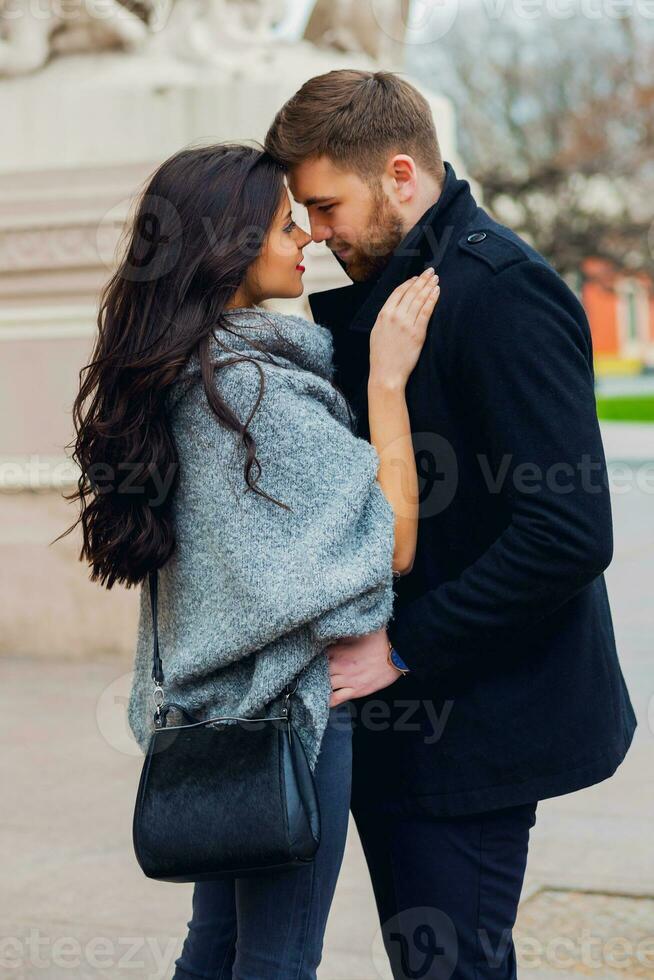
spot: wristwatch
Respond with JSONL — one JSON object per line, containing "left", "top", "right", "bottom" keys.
{"left": 387, "top": 639, "right": 410, "bottom": 675}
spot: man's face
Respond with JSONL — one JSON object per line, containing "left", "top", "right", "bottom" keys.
{"left": 288, "top": 155, "right": 405, "bottom": 282}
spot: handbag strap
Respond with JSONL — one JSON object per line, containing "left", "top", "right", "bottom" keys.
{"left": 149, "top": 569, "right": 164, "bottom": 686}
{"left": 147, "top": 568, "right": 298, "bottom": 721}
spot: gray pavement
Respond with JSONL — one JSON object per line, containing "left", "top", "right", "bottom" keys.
{"left": 596, "top": 376, "right": 654, "bottom": 398}
{"left": 601, "top": 421, "right": 654, "bottom": 462}
{"left": 1, "top": 430, "right": 653, "bottom": 979}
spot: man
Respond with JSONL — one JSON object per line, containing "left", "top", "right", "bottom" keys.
{"left": 265, "top": 69, "right": 636, "bottom": 979}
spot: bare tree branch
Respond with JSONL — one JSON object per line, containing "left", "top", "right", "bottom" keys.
{"left": 411, "top": 13, "right": 654, "bottom": 279}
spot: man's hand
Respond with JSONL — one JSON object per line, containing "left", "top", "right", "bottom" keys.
{"left": 327, "top": 627, "right": 403, "bottom": 706}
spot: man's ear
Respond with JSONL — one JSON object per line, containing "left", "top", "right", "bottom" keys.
{"left": 387, "top": 154, "right": 418, "bottom": 204}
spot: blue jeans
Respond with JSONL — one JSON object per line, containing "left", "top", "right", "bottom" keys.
{"left": 173, "top": 703, "right": 353, "bottom": 980}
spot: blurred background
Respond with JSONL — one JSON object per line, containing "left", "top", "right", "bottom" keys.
{"left": 1, "top": 1, "right": 652, "bottom": 977}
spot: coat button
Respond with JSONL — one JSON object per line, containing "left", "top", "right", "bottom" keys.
{"left": 467, "top": 231, "right": 487, "bottom": 244}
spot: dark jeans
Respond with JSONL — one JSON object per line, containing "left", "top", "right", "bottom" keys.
{"left": 172, "top": 703, "right": 353, "bottom": 980}
{"left": 353, "top": 800, "right": 538, "bottom": 980}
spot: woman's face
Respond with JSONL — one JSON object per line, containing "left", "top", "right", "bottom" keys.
{"left": 244, "top": 189, "right": 312, "bottom": 303}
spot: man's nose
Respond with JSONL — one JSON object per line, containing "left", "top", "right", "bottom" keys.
{"left": 309, "top": 217, "right": 332, "bottom": 243}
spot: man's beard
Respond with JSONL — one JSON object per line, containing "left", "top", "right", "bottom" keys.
{"left": 338, "top": 182, "right": 405, "bottom": 283}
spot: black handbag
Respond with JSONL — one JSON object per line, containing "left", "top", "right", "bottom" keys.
{"left": 132, "top": 569, "right": 321, "bottom": 882}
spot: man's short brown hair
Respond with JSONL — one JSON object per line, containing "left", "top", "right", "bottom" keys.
{"left": 265, "top": 69, "right": 445, "bottom": 184}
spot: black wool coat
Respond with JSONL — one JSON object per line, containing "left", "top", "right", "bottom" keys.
{"left": 309, "top": 161, "right": 637, "bottom": 816}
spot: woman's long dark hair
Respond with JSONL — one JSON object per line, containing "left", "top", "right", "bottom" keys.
{"left": 57, "top": 143, "right": 302, "bottom": 590}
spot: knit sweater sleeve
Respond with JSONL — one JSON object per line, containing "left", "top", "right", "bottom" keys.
{"left": 170, "top": 358, "right": 396, "bottom": 671}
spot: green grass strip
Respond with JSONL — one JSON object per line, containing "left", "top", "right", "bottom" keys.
{"left": 596, "top": 395, "right": 654, "bottom": 423}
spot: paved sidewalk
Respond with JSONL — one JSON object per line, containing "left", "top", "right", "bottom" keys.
{"left": 1, "top": 485, "right": 652, "bottom": 980}
{"left": 600, "top": 421, "right": 654, "bottom": 462}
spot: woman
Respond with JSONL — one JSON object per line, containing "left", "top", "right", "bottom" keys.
{"left": 65, "top": 143, "right": 439, "bottom": 979}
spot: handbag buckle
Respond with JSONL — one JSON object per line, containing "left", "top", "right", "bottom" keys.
{"left": 282, "top": 676, "right": 299, "bottom": 716}
{"left": 152, "top": 682, "right": 165, "bottom": 724}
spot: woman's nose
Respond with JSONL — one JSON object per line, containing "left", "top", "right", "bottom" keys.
{"left": 296, "top": 227, "right": 313, "bottom": 248}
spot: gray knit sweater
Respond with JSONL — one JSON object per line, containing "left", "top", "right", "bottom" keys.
{"left": 126, "top": 306, "right": 396, "bottom": 771}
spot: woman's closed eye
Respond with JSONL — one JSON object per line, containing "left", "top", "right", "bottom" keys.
{"left": 283, "top": 219, "right": 297, "bottom": 233}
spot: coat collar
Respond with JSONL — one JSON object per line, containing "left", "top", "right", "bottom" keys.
{"left": 308, "top": 161, "right": 479, "bottom": 335}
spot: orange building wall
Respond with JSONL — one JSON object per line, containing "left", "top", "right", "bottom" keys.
{"left": 582, "top": 257, "right": 654, "bottom": 372}
{"left": 583, "top": 280, "right": 619, "bottom": 356}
